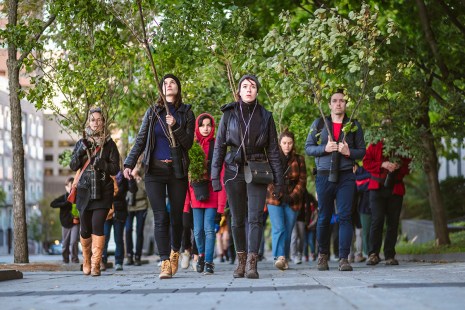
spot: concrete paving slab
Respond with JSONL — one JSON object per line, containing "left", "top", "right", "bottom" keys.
{"left": 0, "top": 254, "right": 464, "bottom": 309}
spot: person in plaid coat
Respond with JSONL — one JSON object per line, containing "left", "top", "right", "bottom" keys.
{"left": 266, "top": 129, "right": 307, "bottom": 270}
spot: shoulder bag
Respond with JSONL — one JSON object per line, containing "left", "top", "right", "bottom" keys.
{"left": 67, "top": 146, "right": 101, "bottom": 203}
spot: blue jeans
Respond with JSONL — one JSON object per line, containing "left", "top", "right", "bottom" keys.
{"left": 192, "top": 208, "right": 217, "bottom": 263}
{"left": 125, "top": 210, "right": 148, "bottom": 258}
{"left": 305, "top": 230, "right": 316, "bottom": 256}
{"left": 316, "top": 171, "right": 355, "bottom": 259}
{"left": 267, "top": 203, "right": 298, "bottom": 259}
{"left": 103, "top": 218, "right": 125, "bottom": 265}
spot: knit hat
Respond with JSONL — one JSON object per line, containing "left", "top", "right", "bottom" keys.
{"left": 160, "top": 74, "right": 181, "bottom": 94}
{"left": 238, "top": 74, "right": 261, "bottom": 92}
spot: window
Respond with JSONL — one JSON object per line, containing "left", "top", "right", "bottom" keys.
{"left": 44, "top": 168, "right": 53, "bottom": 176}
{"left": 58, "top": 140, "right": 75, "bottom": 147}
{"left": 5, "top": 107, "right": 11, "bottom": 131}
{"left": 36, "top": 139, "right": 43, "bottom": 160}
{"left": 29, "top": 115, "right": 36, "bottom": 136}
{"left": 44, "top": 154, "right": 53, "bottom": 162}
{"left": 22, "top": 112, "right": 27, "bottom": 144}
{"left": 59, "top": 168, "right": 74, "bottom": 176}
{"left": 44, "top": 140, "right": 53, "bottom": 148}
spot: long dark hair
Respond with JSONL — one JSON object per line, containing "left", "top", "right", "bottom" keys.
{"left": 279, "top": 128, "right": 295, "bottom": 153}
{"left": 156, "top": 92, "right": 182, "bottom": 108}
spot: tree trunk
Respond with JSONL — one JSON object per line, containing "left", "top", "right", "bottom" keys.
{"left": 418, "top": 94, "right": 450, "bottom": 245}
{"left": 7, "top": 0, "right": 29, "bottom": 263}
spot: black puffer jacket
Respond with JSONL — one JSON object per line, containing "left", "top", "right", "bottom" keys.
{"left": 124, "top": 104, "right": 195, "bottom": 174}
{"left": 211, "top": 101, "right": 283, "bottom": 186}
{"left": 70, "top": 138, "right": 120, "bottom": 212}
{"left": 50, "top": 193, "right": 74, "bottom": 228}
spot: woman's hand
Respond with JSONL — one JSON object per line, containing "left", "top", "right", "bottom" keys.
{"left": 123, "top": 168, "right": 133, "bottom": 179}
{"left": 166, "top": 114, "right": 176, "bottom": 127}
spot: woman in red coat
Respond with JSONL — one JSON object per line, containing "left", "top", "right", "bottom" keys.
{"left": 184, "top": 113, "right": 226, "bottom": 275}
{"left": 363, "top": 140, "right": 411, "bottom": 266}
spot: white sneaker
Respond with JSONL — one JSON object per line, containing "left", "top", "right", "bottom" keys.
{"left": 181, "top": 250, "right": 190, "bottom": 269}
{"left": 295, "top": 255, "right": 302, "bottom": 264}
{"left": 191, "top": 256, "right": 198, "bottom": 271}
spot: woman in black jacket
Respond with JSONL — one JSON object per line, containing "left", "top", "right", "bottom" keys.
{"left": 211, "top": 74, "right": 283, "bottom": 279}
{"left": 70, "top": 107, "right": 120, "bottom": 276}
{"left": 123, "top": 74, "right": 195, "bottom": 279}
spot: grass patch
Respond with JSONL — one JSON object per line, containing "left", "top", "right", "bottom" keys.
{"left": 396, "top": 230, "right": 465, "bottom": 255}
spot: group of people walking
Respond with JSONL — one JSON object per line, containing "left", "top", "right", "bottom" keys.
{"left": 58, "top": 72, "right": 409, "bottom": 279}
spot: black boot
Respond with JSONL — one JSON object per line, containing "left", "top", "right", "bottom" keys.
{"left": 196, "top": 256, "right": 205, "bottom": 273}
{"left": 125, "top": 255, "right": 134, "bottom": 266}
{"left": 134, "top": 255, "right": 141, "bottom": 266}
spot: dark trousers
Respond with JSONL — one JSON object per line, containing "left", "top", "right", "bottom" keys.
{"left": 145, "top": 163, "right": 188, "bottom": 261}
{"left": 80, "top": 208, "right": 109, "bottom": 238}
{"left": 224, "top": 168, "right": 268, "bottom": 254}
{"left": 103, "top": 218, "right": 125, "bottom": 265}
{"left": 125, "top": 209, "right": 148, "bottom": 258}
{"left": 315, "top": 171, "right": 355, "bottom": 259}
{"left": 368, "top": 188, "right": 403, "bottom": 259}
{"left": 182, "top": 211, "right": 198, "bottom": 255}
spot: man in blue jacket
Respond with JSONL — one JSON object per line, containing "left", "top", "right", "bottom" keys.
{"left": 305, "top": 90, "right": 366, "bottom": 271}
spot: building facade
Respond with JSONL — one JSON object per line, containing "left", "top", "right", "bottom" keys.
{"left": 0, "top": 77, "right": 44, "bottom": 255}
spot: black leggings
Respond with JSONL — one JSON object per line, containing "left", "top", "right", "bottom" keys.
{"left": 224, "top": 168, "right": 267, "bottom": 253}
{"left": 145, "top": 164, "right": 188, "bottom": 261}
{"left": 80, "top": 208, "right": 109, "bottom": 238}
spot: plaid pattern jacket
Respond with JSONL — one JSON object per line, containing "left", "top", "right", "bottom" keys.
{"left": 266, "top": 152, "right": 307, "bottom": 211}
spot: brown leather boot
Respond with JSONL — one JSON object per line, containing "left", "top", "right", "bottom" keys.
{"left": 245, "top": 252, "right": 259, "bottom": 279}
{"left": 80, "top": 236, "right": 92, "bottom": 275}
{"left": 170, "top": 250, "right": 180, "bottom": 276}
{"left": 233, "top": 251, "right": 247, "bottom": 278}
{"left": 91, "top": 235, "right": 105, "bottom": 276}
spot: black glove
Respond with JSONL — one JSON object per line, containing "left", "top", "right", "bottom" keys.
{"left": 212, "top": 179, "right": 222, "bottom": 192}
{"left": 77, "top": 140, "right": 89, "bottom": 156}
{"left": 93, "top": 157, "right": 108, "bottom": 171}
{"left": 214, "top": 212, "right": 222, "bottom": 225}
{"left": 272, "top": 184, "right": 283, "bottom": 200}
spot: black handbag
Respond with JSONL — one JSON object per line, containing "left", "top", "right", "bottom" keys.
{"left": 244, "top": 160, "right": 274, "bottom": 184}
{"left": 240, "top": 128, "right": 273, "bottom": 184}
{"left": 170, "top": 144, "right": 186, "bottom": 179}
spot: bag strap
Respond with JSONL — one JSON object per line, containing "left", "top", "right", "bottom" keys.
{"left": 73, "top": 146, "right": 101, "bottom": 187}
{"left": 207, "top": 139, "right": 215, "bottom": 176}
{"left": 239, "top": 127, "right": 249, "bottom": 165}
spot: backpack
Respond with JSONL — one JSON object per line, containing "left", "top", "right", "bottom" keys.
{"left": 315, "top": 116, "right": 357, "bottom": 144}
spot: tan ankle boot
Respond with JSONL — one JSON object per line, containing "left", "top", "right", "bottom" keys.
{"left": 159, "top": 259, "right": 172, "bottom": 279}
{"left": 170, "top": 250, "right": 180, "bottom": 276}
{"left": 233, "top": 251, "right": 247, "bottom": 278}
{"left": 91, "top": 235, "right": 105, "bottom": 276}
{"left": 80, "top": 236, "right": 92, "bottom": 275}
{"left": 245, "top": 252, "right": 259, "bottom": 279}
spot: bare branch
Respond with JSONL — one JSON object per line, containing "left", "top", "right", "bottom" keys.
{"left": 415, "top": 0, "right": 449, "bottom": 79}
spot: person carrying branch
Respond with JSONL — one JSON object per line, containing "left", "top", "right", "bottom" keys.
{"left": 123, "top": 74, "right": 195, "bottom": 279}
{"left": 305, "top": 90, "right": 366, "bottom": 272}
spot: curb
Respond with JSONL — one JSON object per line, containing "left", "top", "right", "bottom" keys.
{"left": 0, "top": 269, "right": 23, "bottom": 282}
{"left": 397, "top": 252, "right": 465, "bottom": 263}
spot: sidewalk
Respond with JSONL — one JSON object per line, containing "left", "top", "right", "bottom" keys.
{"left": 1, "top": 254, "right": 465, "bottom": 309}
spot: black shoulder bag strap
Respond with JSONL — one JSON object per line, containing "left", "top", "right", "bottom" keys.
{"left": 207, "top": 139, "right": 215, "bottom": 176}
